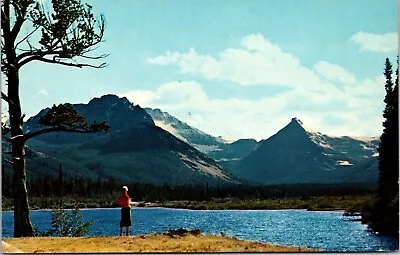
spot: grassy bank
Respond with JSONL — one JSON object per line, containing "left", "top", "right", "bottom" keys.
{"left": 163, "top": 195, "right": 375, "bottom": 212}
{"left": 2, "top": 231, "right": 318, "bottom": 253}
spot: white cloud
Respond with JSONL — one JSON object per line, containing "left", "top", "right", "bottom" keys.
{"left": 121, "top": 81, "right": 209, "bottom": 110}
{"left": 345, "top": 75, "right": 385, "bottom": 100}
{"left": 350, "top": 32, "right": 398, "bottom": 53}
{"left": 314, "top": 61, "right": 357, "bottom": 85}
{"left": 121, "top": 76, "right": 385, "bottom": 140}
{"left": 147, "top": 48, "right": 221, "bottom": 80}
{"left": 119, "top": 90, "right": 159, "bottom": 106}
{"left": 142, "top": 34, "right": 386, "bottom": 140}
{"left": 148, "top": 33, "right": 330, "bottom": 92}
{"left": 157, "top": 81, "right": 209, "bottom": 104}
{"left": 121, "top": 81, "right": 289, "bottom": 140}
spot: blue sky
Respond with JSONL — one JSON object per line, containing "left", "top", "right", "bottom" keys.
{"left": 5, "top": 0, "right": 398, "bottom": 141}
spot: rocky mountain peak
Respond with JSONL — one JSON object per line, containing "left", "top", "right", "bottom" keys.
{"left": 291, "top": 117, "right": 303, "bottom": 125}
{"left": 288, "top": 117, "right": 317, "bottom": 135}
{"left": 77, "top": 95, "right": 154, "bottom": 129}
{"left": 278, "top": 117, "right": 308, "bottom": 137}
{"left": 87, "top": 94, "right": 131, "bottom": 107}
{"left": 146, "top": 108, "right": 173, "bottom": 122}
{"left": 25, "top": 94, "right": 155, "bottom": 140}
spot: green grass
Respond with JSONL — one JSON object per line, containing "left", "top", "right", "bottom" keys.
{"left": 163, "top": 195, "right": 375, "bottom": 212}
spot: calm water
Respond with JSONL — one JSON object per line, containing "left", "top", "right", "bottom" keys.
{"left": 2, "top": 208, "right": 398, "bottom": 252}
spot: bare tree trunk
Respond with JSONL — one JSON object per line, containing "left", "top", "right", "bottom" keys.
{"left": 8, "top": 66, "right": 34, "bottom": 237}
{"left": 59, "top": 163, "right": 63, "bottom": 208}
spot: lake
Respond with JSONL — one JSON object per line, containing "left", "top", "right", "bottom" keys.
{"left": 2, "top": 208, "right": 398, "bottom": 252}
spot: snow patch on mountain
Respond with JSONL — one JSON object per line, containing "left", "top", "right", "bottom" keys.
{"left": 337, "top": 160, "right": 354, "bottom": 166}
{"left": 292, "top": 118, "right": 379, "bottom": 160}
{"left": 216, "top": 158, "right": 241, "bottom": 162}
{"left": 360, "top": 143, "right": 376, "bottom": 152}
{"left": 308, "top": 132, "right": 333, "bottom": 149}
{"left": 153, "top": 120, "right": 188, "bottom": 143}
{"left": 178, "top": 153, "right": 230, "bottom": 180}
{"left": 350, "top": 136, "right": 379, "bottom": 142}
{"left": 146, "top": 108, "right": 235, "bottom": 156}
{"left": 193, "top": 144, "right": 221, "bottom": 153}
{"left": 291, "top": 117, "right": 334, "bottom": 149}
{"left": 216, "top": 136, "right": 234, "bottom": 144}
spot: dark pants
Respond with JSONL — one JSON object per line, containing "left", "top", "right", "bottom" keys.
{"left": 120, "top": 207, "right": 132, "bottom": 227}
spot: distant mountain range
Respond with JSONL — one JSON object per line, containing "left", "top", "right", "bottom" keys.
{"left": 2, "top": 94, "right": 380, "bottom": 187}
{"left": 145, "top": 109, "right": 379, "bottom": 186}
{"left": 17, "top": 95, "right": 235, "bottom": 185}
{"left": 232, "top": 118, "right": 379, "bottom": 185}
{"left": 145, "top": 108, "right": 260, "bottom": 164}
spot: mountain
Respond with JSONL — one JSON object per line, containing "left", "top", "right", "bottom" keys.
{"left": 144, "top": 108, "right": 227, "bottom": 150}
{"left": 19, "top": 95, "right": 235, "bottom": 185}
{"left": 4, "top": 98, "right": 380, "bottom": 187}
{"left": 145, "top": 108, "right": 260, "bottom": 163}
{"left": 232, "top": 118, "right": 379, "bottom": 185}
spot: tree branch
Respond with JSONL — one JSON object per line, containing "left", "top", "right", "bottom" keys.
{"left": 80, "top": 53, "right": 110, "bottom": 60}
{"left": 16, "top": 47, "right": 34, "bottom": 52}
{"left": 24, "top": 126, "right": 102, "bottom": 141}
{"left": 18, "top": 55, "right": 107, "bottom": 69}
{"left": 17, "top": 49, "right": 63, "bottom": 63}
{"left": 2, "top": 0, "right": 11, "bottom": 36}
{"left": 1, "top": 91, "right": 13, "bottom": 106}
{"left": 15, "top": 26, "right": 40, "bottom": 48}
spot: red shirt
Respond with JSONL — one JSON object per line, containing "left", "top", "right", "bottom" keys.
{"left": 117, "top": 192, "right": 131, "bottom": 208}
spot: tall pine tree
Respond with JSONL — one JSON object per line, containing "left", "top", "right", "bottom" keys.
{"left": 370, "top": 57, "right": 399, "bottom": 236}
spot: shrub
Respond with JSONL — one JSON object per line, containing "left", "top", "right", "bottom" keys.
{"left": 35, "top": 208, "right": 93, "bottom": 237}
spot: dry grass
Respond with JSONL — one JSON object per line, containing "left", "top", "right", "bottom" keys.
{"left": 2, "top": 233, "right": 318, "bottom": 253}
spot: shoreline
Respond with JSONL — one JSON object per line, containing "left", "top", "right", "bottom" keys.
{"left": 2, "top": 194, "right": 373, "bottom": 212}
{"left": 2, "top": 231, "right": 319, "bottom": 253}
{"left": 1, "top": 205, "right": 351, "bottom": 213}
{"left": 2, "top": 206, "right": 348, "bottom": 212}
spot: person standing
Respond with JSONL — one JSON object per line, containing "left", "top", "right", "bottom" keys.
{"left": 117, "top": 186, "right": 133, "bottom": 236}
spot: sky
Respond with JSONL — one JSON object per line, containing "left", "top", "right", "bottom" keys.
{"left": 3, "top": 0, "right": 398, "bottom": 141}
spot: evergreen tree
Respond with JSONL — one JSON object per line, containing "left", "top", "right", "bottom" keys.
{"left": 370, "top": 57, "right": 399, "bottom": 236}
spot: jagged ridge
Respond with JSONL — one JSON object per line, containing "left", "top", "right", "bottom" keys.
{"left": 19, "top": 95, "right": 235, "bottom": 185}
